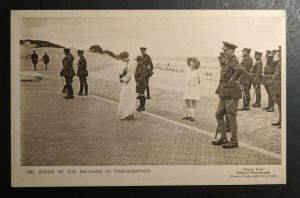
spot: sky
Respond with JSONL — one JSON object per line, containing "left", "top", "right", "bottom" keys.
{"left": 20, "top": 14, "right": 283, "bottom": 57}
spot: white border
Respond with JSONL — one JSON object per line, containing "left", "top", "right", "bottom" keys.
{"left": 11, "top": 10, "right": 286, "bottom": 187}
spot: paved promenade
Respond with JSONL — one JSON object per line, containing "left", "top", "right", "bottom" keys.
{"left": 20, "top": 76, "right": 281, "bottom": 166}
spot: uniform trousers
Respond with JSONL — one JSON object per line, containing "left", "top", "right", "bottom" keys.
{"left": 215, "top": 99, "right": 239, "bottom": 141}
{"left": 79, "top": 76, "right": 88, "bottom": 94}
{"left": 264, "top": 84, "right": 274, "bottom": 109}
{"left": 65, "top": 77, "right": 74, "bottom": 96}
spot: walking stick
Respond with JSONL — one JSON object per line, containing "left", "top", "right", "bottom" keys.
{"left": 215, "top": 124, "right": 219, "bottom": 139}
{"left": 251, "top": 84, "right": 259, "bottom": 103}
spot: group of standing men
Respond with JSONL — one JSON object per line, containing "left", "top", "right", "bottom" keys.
{"left": 30, "top": 50, "right": 50, "bottom": 71}
{"left": 59, "top": 47, "right": 154, "bottom": 101}
{"left": 60, "top": 48, "right": 89, "bottom": 99}
{"left": 212, "top": 41, "right": 282, "bottom": 149}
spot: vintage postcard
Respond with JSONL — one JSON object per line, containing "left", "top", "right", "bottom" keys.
{"left": 11, "top": 10, "right": 286, "bottom": 187}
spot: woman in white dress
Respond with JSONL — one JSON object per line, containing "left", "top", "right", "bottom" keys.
{"left": 183, "top": 57, "right": 201, "bottom": 121}
{"left": 117, "top": 51, "right": 137, "bottom": 120}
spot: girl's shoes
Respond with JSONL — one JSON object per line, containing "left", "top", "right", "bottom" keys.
{"left": 120, "top": 116, "right": 128, "bottom": 120}
{"left": 190, "top": 117, "right": 195, "bottom": 121}
{"left": 182, "top": 116, "right": 191, "bottom": 120}
{"left": 120, "top": 115, "right": 134, "bottom": 120}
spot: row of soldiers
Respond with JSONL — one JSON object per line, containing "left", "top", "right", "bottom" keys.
{"left": 212, "top": 41, "right": 281, "bottom": 149}
{"left": 30, "top": 50, "right": 50, "bottom": 70}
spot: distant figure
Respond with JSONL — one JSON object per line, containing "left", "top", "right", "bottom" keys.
{"left": 31, "top": 50, "right": 38, "bottom": 71}
{"left": 42, "top": 53, "right": 50, "bottom": 70}
{"left": 140, "top": 47, "right": 153, "bottom": 99}
{"left": 76, "top": 50, "right": 88, "bottom": 96}
{"left": 211, "top": 41, "right": 244, "bottom": 149}
{"left": 135, "top": 56, "right": 148, "bottom": 112}
{"left": 262, "top": 50, "right": 277, "bottom": 112}
{"left": 117, "top": 52, "right": 137, "bottom": 120}
{"left": 182, "top": 57, "right": 201, "bottom": 121}
{"left": 238, "top": 48, "right": 253, "bottom": 111}
{"left": 60, "top": 48, "right": 75, "bottom": 99}
{"left": 272, "top": 46, "right": 282, "bottom": 128}
{"left": 250, "top": 51, "right": 263, "bottom": 107}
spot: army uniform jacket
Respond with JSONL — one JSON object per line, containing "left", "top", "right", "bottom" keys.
{"left": 76, "top": 56, "right": 88, "bottom": 77}
{"left": 60, "top": 54, "right": 75, "bottom": 77}
{"left": 251, "top": 60, "right": 263, "bottom": 85}
{"left": 142, "top": 54, "right": 153, "bottom": 77}
{"left": 216, "top": 55, "right": 244, "bottom": 100}
{"left": 262, "top": 55, "right": 276, "bottom": 86}
{"left": 240, "top": 56, "right": 253, "bottom": 85}
{"left": 31, "top": 54, "right": 38, "bottom": 64}
{"left": 273, "top": 59, "right": 281, "bottom": 96}
{"left": 42, "top": 55, "right": 50, "bottom": 64}
{"left": 135, "top": 63, "right": 148, "bottom": 87}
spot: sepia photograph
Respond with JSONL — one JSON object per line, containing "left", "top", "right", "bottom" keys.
{"left": 11, "top": 10, "right": 286, "bottom": 186}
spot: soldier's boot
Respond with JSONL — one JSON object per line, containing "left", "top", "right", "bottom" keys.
{"left": 222, "top": 139, "right": 239, "bottom": 148}
{"left": 267, "top": 96, "right": 275, "bottom": 112}
{"left": 137, "top": 96, "right": 145, "bottom": 111}
{"left": 34, "top": 64, "right": 36, "bottom": 71}
{"left": 211, "top": 138, "right": 228, "bottom": 145}
{"left": 67, "top": 85, "right": 74, "bottom": 99}
{"left": 146, "top": 87, "right": 151, "bottom": 99}
{"left": 62, "top": 84, "right": 67, "bottom": 93}
{"left": 84, "top": 83, "right": 88, "bottom": 96}
{"left": 254, "top": 91, "right": 261, "bottom": 107}
{"left": 77, "top": 82, "right": 83, "bottom": 95}
{"left": 272, "top": 121, "right": 281, "bottom": 126}
{"left": 238, "top": 98, "right": 248, "bottom": 111}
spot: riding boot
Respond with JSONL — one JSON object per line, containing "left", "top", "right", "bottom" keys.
{"left": 146, "top": 86, "right": 151, "bottom": 99}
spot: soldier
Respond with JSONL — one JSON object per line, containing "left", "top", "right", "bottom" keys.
{"left": 262, "top": 50, "right": 277, "bottom": 112}
{"left": 135, "top": 56, "right": 149, "bottom": 112}
{"left": 42, "top": 53, "right": 50, "bottom": 70}
{"left": 140, "top": 47, "right": 154, "bottom": 99}
{"left": 238, "top": 48, "right": 253, "bottom": 111}
{"left": 76, "top": 50, "right": 89, "bottom": 96}
{"left": 212, "top": 42, "right": 244, "bottom": 149}
{"left": 216, "top": 52, "right": 231, "bottom": 133}
{"left": 250, "top": 51, "right": 263, "bottom": 107}
{"left": 60, "top": 48, "right": 75, "bottom": 99}
{"left": 31, "top": 50, "right": 38, "bottom": 71}
{"left": 272, "top": 46, "right": 282, "bottom": 128}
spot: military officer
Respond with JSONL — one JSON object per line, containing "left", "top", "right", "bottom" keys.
{"left": 262, "top": 50, "right": 277, "bottom": 112}
{"left": 238, "top": 48, "right": 253, "bottom": 111}
{"left": 216, "top": 52, "right": 231, "bottom": 133}
{"left": 250, "top": 51, "right": 263, "bottom": 107}
{"left": 31, "top": 50, "right": 39, "bottom": 71}
{"left": 60, "top": 48, "right": 75, "bottom": 99}
{"left": 212, "top": 42, "right": 244, "bottom": 149}
{"left": 135, "top": 56, "right": 149, "bottom": 111}
{"left": 42, "top": 52, "right": 50, "bottom": 70}
{"left": 76, "top": 50, "right": 89, "bottom": 96}
{"left": 140, "top": 47, "right": 154, "bottom": 99}
{"left": 272, "top": 46, "right": 282, "bottom": 128}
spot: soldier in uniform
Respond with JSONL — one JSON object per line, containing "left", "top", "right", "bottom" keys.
{"left": 42, "top": 53, "right": 50, "bottom": 70}
{"left": 216, "top": 52, "right": 231, "bottom": 132}
{"left": 135, "top": 56, "right": 149, "bottom": 111}
{"left": 76, "top": 50, "right": 89, "bottom": 96}
{"left": 31, "top": 50, "right": 38, "bottom": 71}
{"left": 238, "top": 48, "right": 253, "bottom": 111}
{"left": 250, "top": 51, "right": 263, "bottom": 107}
{"left": 262, "top": 50, "right": 277, "bottom": 112}
{"left": 140, "top": 47, "right": 154, "bottom": 99}
{"left": 212, "top": 42, "right": 244, "bottom": 149}
{"left": 272, "top": 46, "right": 282, "bottom": 128}
{"left": 60, "top": 48, "right": 75, "bottom": 99}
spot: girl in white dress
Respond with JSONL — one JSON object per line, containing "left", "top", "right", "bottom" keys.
{"left": 183, "top": 57, "right": 201, "bottom": 121}
{"left": 117, "top": 52, "right": 137, "bottom": 120}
